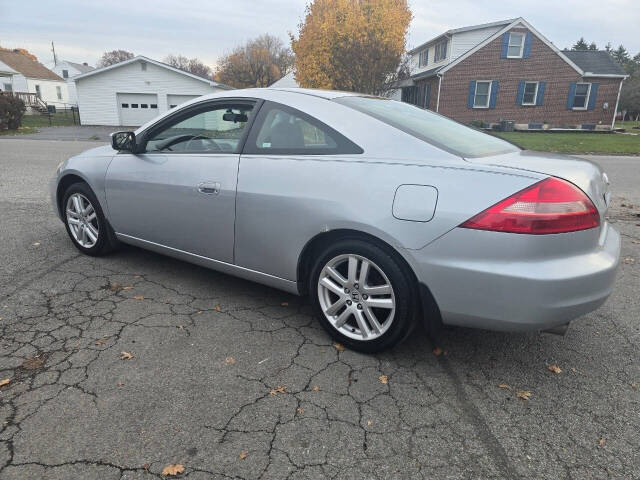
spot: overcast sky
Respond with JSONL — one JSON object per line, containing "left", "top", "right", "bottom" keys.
{"left": 1, "top": 0, "right": 638, "bottom": 68}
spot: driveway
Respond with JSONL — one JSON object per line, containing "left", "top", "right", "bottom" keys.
{"left": 0, "top": 138, "right": 638, "bottom": 479}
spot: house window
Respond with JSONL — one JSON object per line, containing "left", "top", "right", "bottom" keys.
{"left": 473, "top": 81, "right": 492, "bottom": 108}
{"left": 131, "top": 104, "right": 139, "bottom": 108}
{"left": 418, "top": 49, "right": 428, "bottom": 67}
{"left": 3, "top": 83, "right": 12, "bottom": 92}
{"left": 150, "top": 104, "right": 157, "bottom": 108}
{"left": 141, "top": 104, "right": 148, "bottom": 108}
{"left": 121, "top": 103, "right": 129, "bottom": 108}
{"left": 522, "top": 82, "right": 538, "bottom": 105}
{"left": 507, "top": 33, "right": 525, "bottom": 58}
{"left": 56, "top": 86, "right": 62, "bottom": 100}
{"left": 572, "top": 83, "right": 591, "bottom": 109}
{"left": 141, "top": 62, "right": 147, "bottom": 71}
{"left": 62, "top": 69, "right": 69, "bottom": 79}
{"left": 35, "top": 85, "right": 41, "bottom": 98}
{"left": 169, "top": 104, "right": 177, "bottom": 108}
{"left": 434, "top": 39, "right": 448, "bottom": 62}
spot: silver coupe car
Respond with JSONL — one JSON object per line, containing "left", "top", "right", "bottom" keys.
{"left": 51, "top": 88, "right": 620, "bottom": 352}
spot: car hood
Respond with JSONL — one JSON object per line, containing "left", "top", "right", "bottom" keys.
{"left": 75, "top": 144, "right": 115, "bottom": 157}
{"left": 464, "top": 150, "right": 611, "bottom": 214}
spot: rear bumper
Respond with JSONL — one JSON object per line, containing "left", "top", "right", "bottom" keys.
{"left": 410, "top": 223, "right": 620, "bottom": 331}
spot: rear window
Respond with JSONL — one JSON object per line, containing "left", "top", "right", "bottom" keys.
{"left": 334, "top": 96, "right": 519, "bottom": 158}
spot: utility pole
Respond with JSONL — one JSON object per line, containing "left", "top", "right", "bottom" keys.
{"left": 51, "top": 41, "right": 57, "bottom": 66}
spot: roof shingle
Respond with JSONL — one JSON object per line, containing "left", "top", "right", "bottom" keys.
{"left": 0, "top": 50, "right": 64, "bottom": 81}
{"left": 562, "top": 50, "right": 627, "bottom": 76}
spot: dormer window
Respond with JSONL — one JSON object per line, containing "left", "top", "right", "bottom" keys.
{"left": 434, "top": 39, "right": 448, "bottom": 62}
{"left": 418, "top": 49, "right": 428, "bottom": 67}
{"left": 62, "top": 69, "right": 69, "bottom": 79}
{"left": 507, "top": 33, "right": 525, "bottom": 58}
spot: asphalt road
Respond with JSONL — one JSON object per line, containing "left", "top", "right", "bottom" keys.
{"left": 0, "top": 138, "right": 638, "bottom": 480}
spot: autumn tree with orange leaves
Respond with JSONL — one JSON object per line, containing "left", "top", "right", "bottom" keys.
{"left": 291, "top": 0, "right": 412, "bottom": 95}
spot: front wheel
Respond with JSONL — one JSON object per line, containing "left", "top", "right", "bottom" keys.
{"left": 309, "top": 239, "right": 416, "bottom": 353}
{"left": 62, "top": 182, "right": 117, "bottom": 256}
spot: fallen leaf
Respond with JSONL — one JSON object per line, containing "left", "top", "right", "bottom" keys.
{"left": 195, "top": 311, "right": 203, "bottom": 315}
{"left": 33, "top": 242, "right": 40, "bottom": 246}
{"left": 632, "top": 382, "right": 638, "bottom": 390}
{"left": 379, "top": 375, "right": 388, "bottom": 384}
{"left": 161, "top": 464, "right": 185, "bottom": 476}
{"left": 296, "top": 407, "right": 303, "bottom": 415}
{"left": 432, "top": 346, "right": 443, "bottom": 356}
{"left": 367, "top": 420, "right": 372, "bottom": 426}
{"left": 312, "top": 385, "right": 320, "bottom": 391}
{"left": 281, "top": 302, "right": 289, "bottom": 307}
{"left": 94, "top": 340, "right": 107, "bottom": 346}
{"left": 225, "top": 357, "right": 235, "bottom": 364}
{"left": 516, "top": 390, "right": 532, "bottom": 401}
{"left": 123, "top": 286, "right": 134, "bottom": 290}
{"left": 239, "top": 450, "right": 248, "bottom": 459}
{"left": 547, "top": 364, "right": 562, "bottom": 374}
{"left": 133, "top": 296, "right": 145, "bottom": 300}
{"left": 598, "top": 438, "right": 606, "bottom": 447}
{"left": 178, "top": 325, "right": 185, "bottom": 330}
{"left": 498, "top": 383, "right": 512, "bottom": 391}
{"left": 22, "top": 357, "right": 45, "bottom": 370}
{"left": 213, "top": 305, "right": 221, "bottom": 312}
{"left": 270, "top": 385, "right": 287, "bottom": 395}
{"left": 117, "top": 382, "right": 125, "bottom": 387}
{"left": 0, "top": 378, "right": 10, "bottom": 388}
{"left": 120, "top": 351, "right": 134, "bottom": 360}
{"left": 333, "top": 343, "right": 345, "bottom": 352}
{"left": 143, "top": 463, "right": 150, "bottom": 472}
{"left": 623, "top": 257, "right": 635, "bottom": 264}
{"left": 109, "top": 282, "right": 122, "bottom": 292}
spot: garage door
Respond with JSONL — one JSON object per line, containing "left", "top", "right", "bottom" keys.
{"left": 117, "top": 93, "right": 159, "bottom": 126}
{"left": 167, "top": 94, "right": 200, "bottom": 109}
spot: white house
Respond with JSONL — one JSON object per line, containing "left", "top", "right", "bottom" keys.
{"left": 0, "top": 49, "right": 69, "bottom": 110}
{"left": 47, "top": 60, "right": 94, "bottom": 105}
{"left": 74, "top": 56, "right": 233, "bottom": 126}
{"left": 0, "top": 60, "right": 19, "bottom": 92}
{"left": 270, "top": 71, "right": 299, "bottom": 88}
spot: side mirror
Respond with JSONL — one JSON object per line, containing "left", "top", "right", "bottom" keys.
{"left": 111, "top": 131, "right": 136, "bottom": 152}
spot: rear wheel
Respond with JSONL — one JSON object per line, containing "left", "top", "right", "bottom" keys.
{"left": 309, "top": 239, "right": 415, "bottom": 353}
{"left": 62, "top": 182, "right": 117, "bottom": 256}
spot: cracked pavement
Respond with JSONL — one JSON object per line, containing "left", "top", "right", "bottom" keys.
{"left": 0, "top": 138, "right": 639, "bottom": 479}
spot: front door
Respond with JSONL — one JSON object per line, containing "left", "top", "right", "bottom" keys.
{"left": 105, "top": 100, "right": 256, "bottom": 263}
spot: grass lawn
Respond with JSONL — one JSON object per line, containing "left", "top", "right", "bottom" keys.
{"left": 492, "top": 132, "right": 640, "bottom": 155}
{"left": 21, "top": 112, "right": 78, "bottom": 128}
{"left": 615, "top": 120, "right": 640, "bottom": 130}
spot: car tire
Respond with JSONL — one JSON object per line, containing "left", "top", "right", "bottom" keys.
{"left": 62, "top": 182, "right": 118, "bottom": 256}
{"left": 309, "top": 238, "right": 416, "bottom": 353}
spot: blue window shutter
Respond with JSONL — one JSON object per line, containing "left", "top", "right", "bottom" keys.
{"left": 567, "top": 82, "right": 577, "bottom": 109}
{"left": 489, "top": 81, "right": 499, "bottom": 109}
{"left": 523, "top": 32, "right": 533, "bottom": 58}
{"left": 587, "top": 83, "right": 599, "bottom": 110}
{"left": 426, "top": 83, "right": 431, "bottom": 108}
{"left": 468, "top": 81, "right": 476, "bottom": 108}
{"left": 536, "top": 82, "right": 546, "bottom": 106}
{"left": 516, "top": 81, "right": 525, "bottom": 105}
{"left": 501, "top": 33, "right": 510, "bottom": 58}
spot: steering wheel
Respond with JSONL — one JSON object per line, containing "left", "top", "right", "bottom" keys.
{"left": 185, "top": 134, "right": 221, "bottom": 152}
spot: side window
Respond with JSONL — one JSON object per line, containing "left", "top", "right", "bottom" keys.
{"left": 144, "top": 103, "right": 254, "bottom": 154}
{"left": 245, "top": 102, "right": 362, "bottom": 155}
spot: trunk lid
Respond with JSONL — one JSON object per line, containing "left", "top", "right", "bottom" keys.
{"left": 465, "top": 150, "right": 611, "bottom": 215}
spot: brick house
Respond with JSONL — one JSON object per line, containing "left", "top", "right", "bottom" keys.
{"left": 399, "top": 18, "right": 627, "bottom": 129}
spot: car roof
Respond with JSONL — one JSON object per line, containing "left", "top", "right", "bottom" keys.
{"left": 196, "top": 87, "right": 365, "bottom": 102}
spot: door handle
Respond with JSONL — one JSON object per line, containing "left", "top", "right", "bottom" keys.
{"left": 197, "top": 182, "right": 220, "bottom": 195}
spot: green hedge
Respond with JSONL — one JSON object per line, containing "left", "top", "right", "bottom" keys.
{"left": 0, "top": 95, "right": 26, "bottom": 130}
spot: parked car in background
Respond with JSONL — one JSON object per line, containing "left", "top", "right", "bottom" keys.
{"left": 51, "top": 88, "right": 620, "bottom": 352}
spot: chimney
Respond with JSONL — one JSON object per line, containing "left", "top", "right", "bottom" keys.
{"left": 83, "top": 62, "right": 88, "bottom": 66}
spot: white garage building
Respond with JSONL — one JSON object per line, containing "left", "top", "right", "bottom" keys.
{"left": 74, "top": 56, "right": 232, "bottom": 126}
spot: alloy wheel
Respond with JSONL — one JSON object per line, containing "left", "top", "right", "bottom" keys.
{"left": 66, "top": 193, "right": 99, "bottom": 248}
{"left": 317, "top": 254, "right": 396, "bottom": 341}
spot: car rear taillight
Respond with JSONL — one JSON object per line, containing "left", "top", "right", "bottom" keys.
{"left": 460, "top": 177, "right": 600, "bottom": 234}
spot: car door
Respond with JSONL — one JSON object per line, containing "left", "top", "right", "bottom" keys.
{"left": 105, "top": 99, "right": 257, "bottom": 263}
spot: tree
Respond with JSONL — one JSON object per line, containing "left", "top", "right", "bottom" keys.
{"left": 572, "top": 37, "right": 589, "bottom": 51}
{"left": 214, "top": 34, "right": 294, "bottom": 88}
{"left": 612, "top": 45, "right": 631, "bottom": 65}
{"left": 164, "top": 54, "right": 212, "bottom": 79}
{"left": 290, "top": 0, "right": 412, "bottom": 95}
{"left": 619, "top": 73, "right": 640, "bottom": 121}
{"left": 98, "top": 50, "right": 134, "bottom": 67}
{"left": 604, "top": 42, "right": 613, "bottom": 53}
{"left": 588, "top": 42, "right": 598, "bottom": 51}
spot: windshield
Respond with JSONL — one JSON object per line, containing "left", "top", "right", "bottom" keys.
{"left": 334, "top": 96, "right": 519, "bottom": 158}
